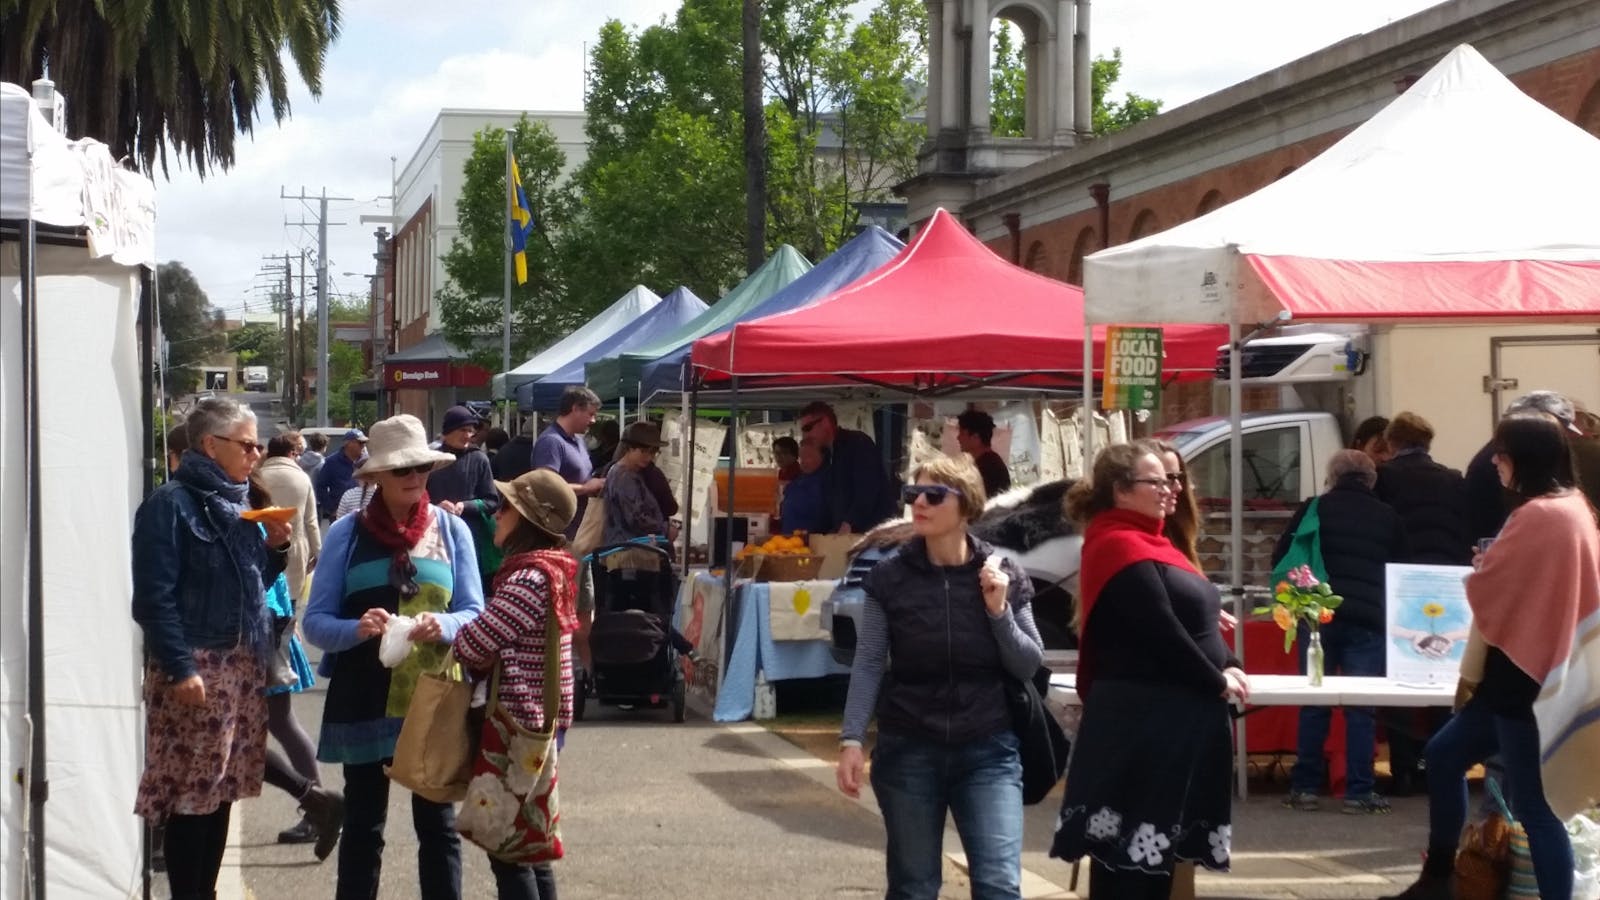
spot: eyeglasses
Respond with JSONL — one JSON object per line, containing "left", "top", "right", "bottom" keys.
{"left": 1128, "top": 477, "right": 1174, "bottom": 492}
{"left": 902, "top": 484, "right": 964, "bottom": 506}
{"left": 214, "top": 435, "right": 265, "bottom": 455}
{"left": 388, "top": 464, "right": 433, "bottom": 477}
{"left": 388, "top": 556, "right": 420, "bottom": 600}
{"left": 1165, "top": 473, "right": 1185, "bottom": 485}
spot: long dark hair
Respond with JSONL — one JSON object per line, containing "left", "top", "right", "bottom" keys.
{"left": 1494, "top": 413, "right": 1577, "bottom": 502}
{"left": 1136, "top": 438, "right": 1201, "bottom": 570}
{"left": 498, "top": 514, "right": 567, "bottom": 558}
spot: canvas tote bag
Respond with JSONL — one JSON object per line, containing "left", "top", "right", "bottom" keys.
{"left": 386, "top": 648, "right": 475, "bottom": 803}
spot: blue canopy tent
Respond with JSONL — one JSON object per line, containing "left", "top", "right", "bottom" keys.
{"left": 636, "top": 226, "right": 904, "bottom": 404}
{"left": 517, "top": 286, "right": 708, "bottom": 412}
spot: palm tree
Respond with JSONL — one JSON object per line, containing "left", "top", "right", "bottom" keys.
{"left": 0, "top": 0, "right": 341, "bottom": 177}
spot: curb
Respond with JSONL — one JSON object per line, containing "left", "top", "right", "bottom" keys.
{"left": 692, "top": 694, "right": 1076, "bottom": 899}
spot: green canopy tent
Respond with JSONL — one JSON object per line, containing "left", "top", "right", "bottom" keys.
{"left": 583, "top": 245, "right": 811, "bottom": 404}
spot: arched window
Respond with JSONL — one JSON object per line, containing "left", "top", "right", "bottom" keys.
{"left": 1066, "top": 227, "right": 1098, "bottom": 286}
{"left": 1127, "top": 209, "right": 1159, "bottom": 242}
{"left": 990, "top": 5, "right": 1046, "bottom": 138}
{"left": 1196, "top": 190, "right": 1226, "bottom": 216}
{"left": 1024, "top": 240, "right": 1048, "bottom": 273}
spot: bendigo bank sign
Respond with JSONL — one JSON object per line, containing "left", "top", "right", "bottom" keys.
{"left": 383, "top": 362, "right": 490, "bottom": 389}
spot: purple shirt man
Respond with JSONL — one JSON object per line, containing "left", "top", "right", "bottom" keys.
{"left": 531, "top": 387, "right": 605, "bottom": 538}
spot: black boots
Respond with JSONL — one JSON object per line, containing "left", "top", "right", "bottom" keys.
{"left": 298, "top": 783, "right": 346, "bottom": 862}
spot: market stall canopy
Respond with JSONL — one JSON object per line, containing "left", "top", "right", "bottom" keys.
{"left": 519, "top": 286, "right": 708, "bottom": 411}
{"left": 383, "top": 331, "right": 496, "bottom": 389}
{"left": 585, "top": 245, "right": 811, "bottom": 402}
{"left": 690, "top": 208, "right": 1227, "bottom": 391}
{"left": 1084, "top": 44, "right": 1600, "bottom": 326}
{"left": 491, "top": 285, "right": 661, "bottom": 398}
{"left": 637, "top": 226, "right": 905, "bottom": 402}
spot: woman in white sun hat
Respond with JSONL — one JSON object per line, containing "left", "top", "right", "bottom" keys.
{"left": 303, "top": 414, "right": 485, "bottom": 900}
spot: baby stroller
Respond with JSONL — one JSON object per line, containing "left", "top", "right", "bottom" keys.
{"left": 577, "top": 538, "right": 687, "bottom": 722}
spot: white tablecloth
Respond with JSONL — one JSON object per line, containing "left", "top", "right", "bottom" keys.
{"left": 1047, "top": 673, "right": 1456, "bottom": 708}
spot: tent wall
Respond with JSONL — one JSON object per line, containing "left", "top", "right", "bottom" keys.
{"left": 0, "top": 243, "right": 145, "bottom": 899}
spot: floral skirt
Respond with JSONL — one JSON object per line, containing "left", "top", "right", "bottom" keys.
{"left": 135, "top": 645, "right": 268, "bottom": 822}
{"left": 1049, "top": 678, "right": 1233, "bottom": 875}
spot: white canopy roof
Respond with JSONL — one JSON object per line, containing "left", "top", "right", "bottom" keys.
{"left": 1084, "top": 45, "right": 1600, "bottom": 325}
{"left": 491, "top": 284, "right": 662, "bottom": 397}
{"left": 0, "top": 82, "right": 156, "bottom": 267}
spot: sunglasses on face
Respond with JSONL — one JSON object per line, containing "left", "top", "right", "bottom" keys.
{"left": 388, "top": 464, "right": 432, "bottom": 477}
{"left": 902, "top": 484, "right": 963, "bottom": 506}
{"left": 1128, "top": 477, "right": 1174, "bottom": 492}
{"left": 1165, "top": 473, "right": 1185, "bottom": 485}
{"left": 215, "top": 434, "right": 266, "bottom": 455}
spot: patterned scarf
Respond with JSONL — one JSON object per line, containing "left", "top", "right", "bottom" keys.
{"left": 494, "top": 549, "right": 580, "bottom": 635}
{"left": 361, "top": 488, "right": 434, "bottom": 595}
{"left": 174, "top": 450, "right": 271, "bottom": 662}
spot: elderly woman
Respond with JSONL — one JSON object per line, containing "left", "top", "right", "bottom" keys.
{"left": 303, "top": 414, "right": 484, "bottom": 900}
{"left": 1050, "top": 443, "right": 1248, "bottom": 899}
{"left": 453, "top": 469, "right": 581, "bottom": 900}
{"left": 837, "top": 455, "right": 1043, "bottom": 900}
{"left": 1384, "top": 413, "right": 1598, "bottom": 900}
{"left": 132, "top": 397, "right": 291, "bottom": 900}
{"left": 1272, "top": 450, "right": 1407, "bottom": 815}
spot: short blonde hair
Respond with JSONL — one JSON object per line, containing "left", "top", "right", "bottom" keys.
{"left": 910, "top": 454, "right": 987, "bottom": 520}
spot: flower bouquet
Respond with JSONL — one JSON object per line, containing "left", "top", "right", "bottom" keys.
{"left": 1254, "top": 564, "right": 1343, "bottom": 685}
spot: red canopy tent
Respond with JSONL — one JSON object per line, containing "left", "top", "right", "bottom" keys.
{"left": 690, "top": 208, "right": 1227, "bottom": 393}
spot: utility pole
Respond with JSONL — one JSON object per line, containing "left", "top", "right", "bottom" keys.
{"left": 259, "top": 253, "right": 298, "bottom": 416}
{"left": 299, "top": 251, "right": 310, "bottom": 422}
{"left": 284, "top": 187, "right": 352, "bottom": 425}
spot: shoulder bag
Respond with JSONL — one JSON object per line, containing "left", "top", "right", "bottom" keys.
{"left": 386, "top": 649, "right": 475, "bottom": 803}
{"left": 1271, "top": 497, "right": 1328, "bottom": 586}
{"left": 1007, "top": 665, "right": 1071, "bottom": 805}
{"left": 457, "top": 603, "right": 565, "bottom": 864}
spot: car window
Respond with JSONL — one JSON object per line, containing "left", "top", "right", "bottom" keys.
{"left": 1188, "top": 426, "right": 1302, "bottom": 510}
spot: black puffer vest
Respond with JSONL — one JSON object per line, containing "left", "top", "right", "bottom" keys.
{"left": 864, "top": 535, "right": 1015, "bottom": 744}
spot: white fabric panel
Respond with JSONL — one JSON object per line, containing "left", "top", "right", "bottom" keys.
{"left": 492, "top": 285, "right": 662, "bottom": 395}
{"left": 1083, "top": 44, "right": 1600, "bottom": 324}
{"left": 0, "top": 252, "right": 30, "bottom": 900}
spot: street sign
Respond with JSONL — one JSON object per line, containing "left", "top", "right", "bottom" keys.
{"left": 1103, "top": 326, "right": 1163, "bottom": 410}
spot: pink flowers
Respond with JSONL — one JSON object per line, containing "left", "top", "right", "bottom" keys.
{"left": 1287, "top": 565, "right": 1320, "bottom": 590}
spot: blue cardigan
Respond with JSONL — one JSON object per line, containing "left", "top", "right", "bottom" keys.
{"left": 304, "top": 506, "right": 485, "bottom": 675}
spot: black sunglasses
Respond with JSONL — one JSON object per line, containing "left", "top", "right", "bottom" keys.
{"left": 388, "top": 556, "right": 419, "bottom": 600}
{"left": 214, "top": 434, "right": 266, "bottom": 455}
{"left": 902, "top": 484, "right": 963, "bottom": 506}
{"left": 388, "top": 463, "right": 432, "bottom": 477}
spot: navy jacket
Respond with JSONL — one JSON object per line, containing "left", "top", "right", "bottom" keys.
{"left": 825, "top": 429, "right": 895, "bottom": 533}
{"left": 315, "top": 450, "right": 365, "bottom": 519}
{"left": 1273, "top": 475, "right": 1408, "bottom": 634}
{"left": 1376, "top": 450, "right": 1472, "bottom": 565}
{"left": 132, "top": 454, "right": 284, "bottom": 680}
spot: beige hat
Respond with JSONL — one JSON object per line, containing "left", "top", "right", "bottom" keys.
{"left": 359, "top": 414, "right": 456, "bottom": 476}
{"left": 495, "top": 469, "right": 578, "bottom": 540}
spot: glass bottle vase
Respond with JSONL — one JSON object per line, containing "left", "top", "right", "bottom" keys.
{"left": 1307, "top": 628, "right": 1325, "bottom": 687}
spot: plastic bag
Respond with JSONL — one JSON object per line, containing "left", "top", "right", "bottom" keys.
{"left": 378, "top": 615, "right": 417, "bottom": 668}
{"left": 1570, "top": 812, "right": 1600, "bottom": 900}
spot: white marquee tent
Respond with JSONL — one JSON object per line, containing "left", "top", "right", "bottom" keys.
{"left": 491, "top": 285, "right": 662, "bottom": 399}
{"left": 1, "top": 81, "right": 153, "bottom": 898}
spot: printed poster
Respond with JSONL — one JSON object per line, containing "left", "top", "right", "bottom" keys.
{"left": 1385, "top": 563, "right": 1474, "bottom": 686}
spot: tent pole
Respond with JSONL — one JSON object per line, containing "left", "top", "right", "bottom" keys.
{"left": 682, "top": 387, "right": 699, "bottom": 575}
{"left": 1081, "top": 315, "right": 1095, "bottom": 471}
{"left": 721, "top": 378, "right": 741, "bottom": 604}
{"left": 1228, "top": 313, "right": 1248, "bottom": 801}
{"left": 140, "top": 267, "right": 156, "bottom": 498}
{"left": 20, "top": 217, "right": 48, "bottom": 899}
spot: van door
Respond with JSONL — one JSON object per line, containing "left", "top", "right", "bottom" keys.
{"left": 1185, "top": 421, "right": 1310, "bottom": 588}
{"left": 1488, "top": 332, "right": 1600, "bottom": 428}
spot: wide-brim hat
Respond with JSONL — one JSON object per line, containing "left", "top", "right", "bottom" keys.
{"left": 495, "top": 469, "right": 578, "bottom": 540}
{"left": 359, "top": 414, "right": 456, "bottom": 476}
{"left": 620, "top": 420, "right": 666, "bottom": 449}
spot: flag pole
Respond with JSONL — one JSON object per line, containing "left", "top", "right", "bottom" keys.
{"left": 502, "top": 134, "right": 514, "bottom": 410}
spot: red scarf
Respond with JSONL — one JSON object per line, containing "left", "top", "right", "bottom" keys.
{"left": 361, "top": 488, "right": 434, "bottom": 566}
{"left": 1075, "top": 507, "right": 1200, "bottom": 699}
{"left": 494, "top": 549, "right": 581, "bottom": 635}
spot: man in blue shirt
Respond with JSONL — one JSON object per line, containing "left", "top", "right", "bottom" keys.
{"left": 531, "top": 386, "right": 606, "bottom": 540}
{"left": 797, "top": 401, "right": 894, "bottom": 534}
{"left": 779, "top": 438, "right": 829, "bottom": 534}
{"left": 313, "top": 428, "right": 367, "bottom": 520}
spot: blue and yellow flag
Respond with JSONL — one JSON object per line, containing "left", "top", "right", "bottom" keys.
{"left": 509, "top": 158, "right": 535, "bottom": 285}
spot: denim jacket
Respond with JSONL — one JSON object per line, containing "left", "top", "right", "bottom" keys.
{"left": 132, "top": 455, "right": 284, "bottom": 680}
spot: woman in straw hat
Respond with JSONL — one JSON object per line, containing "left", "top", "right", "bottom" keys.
{"left": 453, "top": 469, "right": 581, "bottom": 899}
{"left": 303, "top": 414, "right": 486, "bottom": 900}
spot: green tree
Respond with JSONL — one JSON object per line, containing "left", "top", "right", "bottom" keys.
{"left": 0, "top": 0, "right": 341, "bottom": 176}
{"left": 322, "top": 341, "right": 368, "bottom": 427}
{"left": 157, "top": 261, "right": 223, "bottom": 396}
{"left": 435, "top": 117, "right": 577, "bottom": 369}
{"left": 227, "top": 320, "right": 283, "bottom": 373}
{"left": 991, "top": 44, "right": 1163, "bottom": 137}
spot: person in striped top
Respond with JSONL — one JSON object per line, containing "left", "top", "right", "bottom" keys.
{"left": 455, "top": 468, "right": 580, "bottom": 900}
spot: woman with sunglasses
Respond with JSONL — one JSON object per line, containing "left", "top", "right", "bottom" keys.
{"left": 1050, "top": 443, "right": 1247, "bottom": 899}
{"left": 132, "top": 396, "right": 292, "bottom": 900}
{"left": 1134, "top": 438, "right": 1201, "bottom": 570}
{"left": 303, "top": 414, "right": 485, "bottom": 900}
{"left": 837, "top": 455, "right": 1043, "bottom": 900}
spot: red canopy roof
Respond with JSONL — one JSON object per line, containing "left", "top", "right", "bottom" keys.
{"left": 691, "top": 209, "right": 1226, "bottom": 390}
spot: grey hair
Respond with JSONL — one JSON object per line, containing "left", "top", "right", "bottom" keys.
{"left": 185, "top": 396, "right": 256, "bottom": 447}
{"left": 1325, "top": 448, "right": 1377, "bottom": 489}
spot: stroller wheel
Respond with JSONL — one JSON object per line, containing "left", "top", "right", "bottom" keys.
{"left": 671, "top": 678, "right": 687, "bottom": 723}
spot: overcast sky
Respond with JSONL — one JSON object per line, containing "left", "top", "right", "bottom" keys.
{"left": 154, "top": 0, "right": 1442, "bottom": 315}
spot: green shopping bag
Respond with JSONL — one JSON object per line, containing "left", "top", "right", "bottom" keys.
{"left": 1271, "top": 497, "right": 1328, "bottom": 586}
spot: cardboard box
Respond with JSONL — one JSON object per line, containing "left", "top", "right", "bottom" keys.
{"left": 808, "top": 534, "right": 862, "bottom": 581}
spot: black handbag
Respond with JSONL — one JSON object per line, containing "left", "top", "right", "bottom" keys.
{"left": 1007, "top": 665, "right": 1071, "bottom": 805}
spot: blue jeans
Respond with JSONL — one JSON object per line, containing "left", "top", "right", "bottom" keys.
{"left": 870, "top": 728, "right": 1023, "bottom": 900}
{"left": 1290, "top": 627, "right": 1384, "bottom": 798}
{"left": 1422, "top": 698, "right": 1573, "bottom": 898}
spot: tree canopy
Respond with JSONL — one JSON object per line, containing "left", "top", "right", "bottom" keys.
{"left": 0, "top": 0, "right": 341, "bottom": 176}
{"left": 990, "top": 28, "right": 1163, "bottom": 137}
{"left": 157, "top": 261, "right": 222, "bottom": 396}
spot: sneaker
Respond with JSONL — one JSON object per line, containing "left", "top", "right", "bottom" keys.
{"left": 1282, "top": 791, "right": 1320, "bottom": 811}
{"left": 276, "top": 817, "right": 317, "bottom": 845}
{"left": 1343, "top": 793, "right": 1392, "bottom": 814}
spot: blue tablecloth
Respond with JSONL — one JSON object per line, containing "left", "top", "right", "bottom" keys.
{"left": 712, "top": 581, "right": 850, "bottom": 722}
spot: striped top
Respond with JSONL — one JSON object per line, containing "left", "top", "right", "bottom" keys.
{"left": 454, "top": 565, "right": 574, "bottom": 732}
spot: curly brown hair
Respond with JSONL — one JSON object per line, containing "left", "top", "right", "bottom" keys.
{"left": 1064, "top": 443, "right": 1157, "bottom": 525}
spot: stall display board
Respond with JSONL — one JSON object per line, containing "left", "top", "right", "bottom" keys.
{"left": 1385, "top": 563, "right": 1473, "bottom": 686}
{"left": 660, "top": 413, "right": 726, "bottom": 546}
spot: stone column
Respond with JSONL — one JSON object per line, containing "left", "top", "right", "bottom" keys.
{"left": 968, "top": 0, "right": 990, "bottom": 137}
{"left": 942, "top": 0, "right": 962, "bottom": 130}
{"left": 925, "top": 0, "right": 943, "bottom": 133}
{"left": 1073, "top": 0, "right": 1091, "bottom": 137}
{"left": 1055, "top": 0, "right": 1075, "bottom": 138}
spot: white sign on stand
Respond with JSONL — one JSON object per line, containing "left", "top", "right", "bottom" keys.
{"left": 1385, "top": 563, "right": 1474, "bottom": 686}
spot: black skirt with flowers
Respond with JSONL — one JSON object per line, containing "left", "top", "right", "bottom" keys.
{"left": 1050, "top": 678, "right": 1234, "bottom": 875}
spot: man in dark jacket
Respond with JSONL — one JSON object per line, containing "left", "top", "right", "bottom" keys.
{"left": 313, "top": 429, "right": 367, "bottom": 520}
{"left": 1274, "top": 450, "right": 1407, "bottom": 813}
{"left": 428, "top": 405, "right": 501, "bottom": 586}
{"left": 798, "top": 401, "right": 895, "bottom": 534}
{"left": 493, "top": 421, "right": 537, "bottom": 482}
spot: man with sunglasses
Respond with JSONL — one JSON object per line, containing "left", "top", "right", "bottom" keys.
{"left": 797, "top": 401, "right": 894, "bottom": 534}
